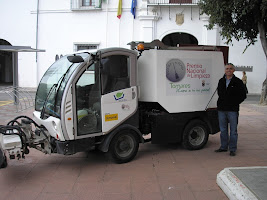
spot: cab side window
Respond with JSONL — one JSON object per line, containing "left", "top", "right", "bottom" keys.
{"left": 101, "top": 55, "right": 130, "bottom": 95}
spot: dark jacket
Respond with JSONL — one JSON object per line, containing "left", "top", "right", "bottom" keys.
{"left": 217, "top": 74, "right": 247, "bottom": 111}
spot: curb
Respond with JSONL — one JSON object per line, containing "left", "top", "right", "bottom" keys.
{"left": 217, "top": 167, "right": 264, "bottom": 200}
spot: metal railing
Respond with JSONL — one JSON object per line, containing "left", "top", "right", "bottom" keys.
{"left": 0, "top": 87, "right": 36, "bottom": 112}
{"left": 71, "top": 0, "right": 101, "bottom": 10}
{"left": 148, "top": 0, "right": 199, "bottom": 5}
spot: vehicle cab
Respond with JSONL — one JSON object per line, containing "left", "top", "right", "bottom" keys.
{"left": 33, "top": 48, "right": 140, "bottom": 156}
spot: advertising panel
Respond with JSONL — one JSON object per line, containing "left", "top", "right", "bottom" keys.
{"left": 166, "top": 58, "right": 212, "bottom": 96}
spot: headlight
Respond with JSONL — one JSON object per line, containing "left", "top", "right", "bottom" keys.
{"left": 52, "top": 121, "right": 57, "bottom": 131}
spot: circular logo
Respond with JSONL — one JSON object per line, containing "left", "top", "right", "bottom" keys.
{"left": 166, "top": 59, "right": 186, "bottom": 82}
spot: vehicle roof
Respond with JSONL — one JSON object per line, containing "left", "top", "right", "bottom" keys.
{"left": 74, "top": 47, "right": 137, "bottom": 56}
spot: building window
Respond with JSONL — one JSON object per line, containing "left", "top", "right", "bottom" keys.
{"left": 74, "top": 43, "right": 99, "bottom": 52}
{"left": 170, "top": 0, "right": 192, "bottom": 3}
{"left": 71, "top": 0, "right": 102, "bottom": 10}
{"left": 82, "top": 0, "right": 93, "bottom": 6}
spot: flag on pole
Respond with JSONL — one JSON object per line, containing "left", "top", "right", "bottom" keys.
{"left": 117, "top": 0, "right": 122, "bottom": 19}
{"left": 131, "top": 0, "right": 137, "bottom": 19}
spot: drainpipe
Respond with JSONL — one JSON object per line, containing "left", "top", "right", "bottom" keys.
{"left": 105, "top": 0, "right": 109, "bottom": 47}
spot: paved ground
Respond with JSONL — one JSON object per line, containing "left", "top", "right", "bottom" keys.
{"left": 0, "top": 94, "right": 267, "bottom": 200}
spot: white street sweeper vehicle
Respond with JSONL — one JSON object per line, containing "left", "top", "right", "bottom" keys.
{"left": 0, "top": 40, "right": 227, "bottom": 167}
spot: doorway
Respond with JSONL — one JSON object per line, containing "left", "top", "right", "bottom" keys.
{"left": 0, "top": 39, "right": 13, "bottom": 86}
{"left": 162, "top": 32, "right": 198, "bottom": 47}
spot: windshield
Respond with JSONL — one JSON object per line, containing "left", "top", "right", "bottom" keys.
{"left": 35, "top": 53, "right": 89, "bottom": 118}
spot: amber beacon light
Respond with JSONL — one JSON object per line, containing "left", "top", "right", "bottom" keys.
{"left": 137, "top": 43, "right": 144, "bottom": 51}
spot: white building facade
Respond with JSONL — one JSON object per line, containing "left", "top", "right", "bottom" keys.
{"left": 0, "top": 0, "right": 266, "bottom": 94}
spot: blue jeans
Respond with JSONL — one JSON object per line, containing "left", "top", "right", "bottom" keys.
{"left": 218, "top": 111, "right": 239, "bottom": 152}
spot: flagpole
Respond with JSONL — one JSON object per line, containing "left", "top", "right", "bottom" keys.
{"left": 132, "top": 15, "right": 134, "bottom": 42}
{"left": 118, "top": 16, "right": 121, "bottom": 47}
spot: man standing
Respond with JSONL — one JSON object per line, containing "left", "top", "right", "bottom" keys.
{"left": 215, "top": 63, "right": 247, "bottom": 156}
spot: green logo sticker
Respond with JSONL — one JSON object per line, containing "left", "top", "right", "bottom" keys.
{"left": 114, "top": 92, "right": 124, "bottom": 100}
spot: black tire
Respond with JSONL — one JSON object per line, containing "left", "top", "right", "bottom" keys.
{"left": 108, "top": 130, "right": 139, "bottom": 164}
{"left": 182, "top": 119, "right": 209, "bottom": 150}
{"left": 0, "top": 150, "right": 7, "bottom": 169}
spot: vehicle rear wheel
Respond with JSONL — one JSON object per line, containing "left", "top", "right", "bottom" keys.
{"left": 182, "top": 119, "right": 209, "bottom": 150}
{"left": 108, "top": 130, "right": 139, "bottom": 164}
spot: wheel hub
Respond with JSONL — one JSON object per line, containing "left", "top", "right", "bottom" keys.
{"left": 119, "top": 141, "right": 130, "bottom": 151}
{"left": 115, "top": 135, "right": 134, "bottom": 157}
{"left": 189, "top": 127, "right": 205, "bottom": 145}
{"left": 191, "top": 131, "right": 198, "bottom": 139}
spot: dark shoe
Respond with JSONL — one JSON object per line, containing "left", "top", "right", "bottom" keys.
{"left": 215, "top": 148, "right": 227, "bottom": 152}
{"left": 230, "top": 151, "right": 236, "bottom": 156}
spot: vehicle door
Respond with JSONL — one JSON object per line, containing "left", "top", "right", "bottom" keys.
{"left": 100, "top": 51, "right": 138, "bottom": 133}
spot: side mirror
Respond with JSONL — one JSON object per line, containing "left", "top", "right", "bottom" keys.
{"left": 67, "top": 55, "right": 84, "bottom": 63}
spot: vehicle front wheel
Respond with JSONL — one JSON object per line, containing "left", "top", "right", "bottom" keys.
{"left": 182, "top": 119, "right": 209, "bottom": 150}
{"left": 0, "top": 149, "right": 7, "bottom": 168}
{"left": 108, "top": 130, "right": 139, "bottom": 164}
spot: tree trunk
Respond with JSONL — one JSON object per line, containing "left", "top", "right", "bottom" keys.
{"left": 258, "top": 21, "right": 267, "bottom": 105}
{"left": 259, "top": 78, "right": 267, "bottom": 105}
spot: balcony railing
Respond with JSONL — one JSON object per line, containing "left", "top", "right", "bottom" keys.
{"left": 148, "top": 0, "right": 199, "bottom": 5}
{"left": 71, "top": 0, "right": 101, "bottom": 10}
